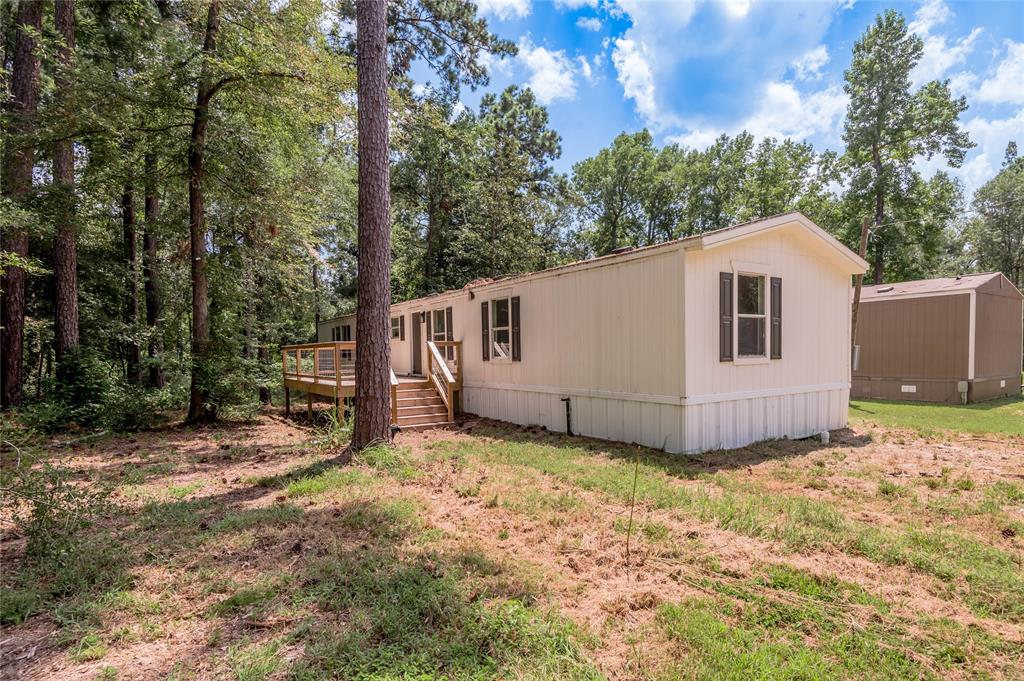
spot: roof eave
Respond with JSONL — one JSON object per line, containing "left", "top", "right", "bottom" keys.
{"left": 688, "top": 212, "right": 868, "bottom": 273}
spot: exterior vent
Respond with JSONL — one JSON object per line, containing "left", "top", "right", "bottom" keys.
{"left": 609, "top": 246, "right": 634, "bottom": 255}
{"left": 877, "top": 286, "right": 894, "bottom": 293}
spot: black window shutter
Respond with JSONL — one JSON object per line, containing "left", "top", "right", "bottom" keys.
{"left": 770, "top": 276, "right": 782, "bottom": 359}
{"left": 720, "top": 272, "right": 733, "bottom": 362}
{"left": 511, "top": 296, "right": 521, "bottom": 361}
{"left": 481, "top": 302, "right": 489, "bottom": 361}
{"left": 400, "top": 315, "right": 405, "bottom": 341}
{"left": 445, "top": 307, "right": 454, "bottom": 359}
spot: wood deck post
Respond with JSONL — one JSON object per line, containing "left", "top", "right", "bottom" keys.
{"left": 285, "top": 387, "right": 290, "bottom": 416}
{"left": 306, "top": 391, "right": 313, "bottom": 419}
{"left": 334, "top": 344, "right": 340, "bottom": 389}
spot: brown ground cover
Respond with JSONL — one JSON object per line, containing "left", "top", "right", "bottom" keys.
{"left": 2, "top": 406, "right": 1022, "bottom": 680}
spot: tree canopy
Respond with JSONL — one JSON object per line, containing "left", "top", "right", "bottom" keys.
{"left": 0, "top": 1, "right": 1014, "bottom": 428}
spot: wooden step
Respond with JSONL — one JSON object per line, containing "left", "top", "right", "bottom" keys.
{"left": 397, "top": 411, "right": 452, "bottom": 426}
{"left": 396, "top": 421, "right": 455, "bottom": 432}
{"left": 395, "top": 388, "right": 437, "bottom": 399}
{"left": 396, "top": 396, "right": 443, "bottom": 407}
{"left": 398, "top": 404, "right": 449, "bottom": 417}
{"left": 396, "top": 381, "right": 432, "bottom": 390}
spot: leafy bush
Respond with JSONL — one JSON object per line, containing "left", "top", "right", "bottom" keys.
{"left": 20, "top": 349, "right": 188, "bottom": 433}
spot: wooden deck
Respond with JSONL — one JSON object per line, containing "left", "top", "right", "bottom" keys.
{"left": 281, "top": 340, "right": 462, "bottom": 427}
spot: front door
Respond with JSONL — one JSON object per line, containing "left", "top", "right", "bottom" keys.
{"left": 411, "top": 312, "right": 422, "bottom": 375}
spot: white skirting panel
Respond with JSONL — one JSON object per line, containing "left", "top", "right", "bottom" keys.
{"left": 461, "top": 386, "right": 686, "bottom": 453}
{"left": 462, "top": 385, "right": 849, "bottom": 455}
{"left": 682, "top": 387, "right": 848, "bottom": 453}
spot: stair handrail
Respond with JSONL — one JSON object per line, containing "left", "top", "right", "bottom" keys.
{"left": 426, "top": 341, "right": 455, "bottom": 422}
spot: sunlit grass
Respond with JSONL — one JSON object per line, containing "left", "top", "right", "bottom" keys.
{"left": 850, "top": 396, "right": 1024, "bottom": 436}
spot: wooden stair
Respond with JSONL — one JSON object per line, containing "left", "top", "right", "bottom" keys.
{"left": 394, "top": 380, "right": 453, "bottom": 430}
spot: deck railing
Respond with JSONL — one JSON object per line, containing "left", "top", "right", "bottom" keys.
{"left": 432, "top": 341, "right": 463, "bottom": 390}
{"left": 282, "top": 341, "right": 356, "bottom": 387}
{"left": 281, "top": 339, "right": 463, "bottom": 423}
{"left": 427, "top": 341, "right": 456, "bottom": 423}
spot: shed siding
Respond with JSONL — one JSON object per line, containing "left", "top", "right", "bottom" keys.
{"left": 854, "top": 294, "right": 970, "bottom": 379}
{"left": 974, "top": 291, "right": 1023, "bottom": 380}
{"left": 681, "top": 225, "right": 852, "bottom": 452}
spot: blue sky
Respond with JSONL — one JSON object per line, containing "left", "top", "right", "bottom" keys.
{"left": 427, "top": 0, "right": 1024, "bottom": 196}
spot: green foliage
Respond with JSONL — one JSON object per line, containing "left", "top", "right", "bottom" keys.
{"left": 571, "top": 131, "right": 841, "bottom": 256}
{"left": 840, "top": 8, "right": 972, "bottom": 283}
{"left": 391, "top": 87, "right": 570, "bottom": 299}
{"left": 964, "top": 144, "right": 1023, "bottom": 288}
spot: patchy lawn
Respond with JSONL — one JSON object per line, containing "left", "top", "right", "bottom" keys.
{"left": 2, "top": 406, "right": 1022, "bottom": 680}
{"left": 850, "top": 396, "right": 1024, "bottom": 437}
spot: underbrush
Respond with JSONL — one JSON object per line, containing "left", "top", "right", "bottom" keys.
{"left": 0, "top": 439, "right": 126, "bottom": 626}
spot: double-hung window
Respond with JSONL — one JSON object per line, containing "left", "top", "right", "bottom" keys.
{"left": 431, "top": 308, "right": 454, "bottom": 359}
{"left": 391, "top": 316, "right": 401, "bottom": 339}
{"left": 736, "top": 274, "right": 766, "bottom": 357}
{"left": 490, "top": 298, "right": 511, "bottom": 360}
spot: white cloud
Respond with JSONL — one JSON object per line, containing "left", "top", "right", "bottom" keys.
{"left": 554, "top": 0, "right": 598, "bottom": 8}
{"left": 722, "top": 0, "right": 753, "bottom": 19}
{"left": 977, "top": 40, "right": 1024, "bottom": 105}
{"left": 667, "top": 128, "right": 723, "bottom": 150}
{"left": 953, "top": 109, "right": 1024, "bottom": 196}
{"left": 475, "top": 0, "right": 530, "bottom": 21}
{"left": 577, "top": 55, "right": 594, "bottom": 83}
{"left": 668, "top": 81, "right": 847, "bottom": 150}
{"left": 908, "top": 0, "right": 983, "bottom": 85}
{"left": 576, "top": 16, "right": 603, "bottom": 31}
{"left": 608, "top": 1, "right": 835, "bottom": 133}
{"left": 791, "top": 45, "right": 829, "bottom": 81}
{"left": 611, "top": 37, "right": 668, "bottom": 127}
{"left": 517, "top": 38, "right": 578, "bottom": 104}
{"left": 946, "top": 71, "right": 978, "bottom": 98}
{"left": 744, "top": 81, "right": 848, "bottom": 141}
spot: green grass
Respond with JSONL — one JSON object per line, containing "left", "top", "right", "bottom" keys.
{"left": 430, "top": 432, "right": 1024, "bottom": 622}
{"left": 285, "top": 468, "right": 373, "bottom": 497}
{"left": 849, "top": 396, "right": 1024, "bottom": 436}
{"left": 292, "top": 550, "right": 600, "bottom": 680}
{"left": 657, "top": 563, "right": 1016, "bottom": 680}
{"left": 226, "top": 638, "right": 284, "bottom": 681}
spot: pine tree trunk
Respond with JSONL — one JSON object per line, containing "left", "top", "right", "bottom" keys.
{"left": 1, "top": 0, "right": 43, "bottom": 409}
{"left": 53, "top": 0, "right": 80, "bottom": 364}
{"left": 123, "top": 176, "right": 142, "bottom": 384}
{"left": 351, "top": 0, "right": 393, "bottom": 451}
{"left": 186, "top": 0, "right": 220, "bottom": 423}
{"left": 143, "top": 150, "right": 165, "bottom": 388}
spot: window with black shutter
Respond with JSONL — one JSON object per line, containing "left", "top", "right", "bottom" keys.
{"left": 770, "top": 277, "right": 782, "bottom": 359}
{"left": 736, "top": 274, "right": 766, "bottom": 357}
{"left": 719, "top": 272, "right": 733, "bottom": 362}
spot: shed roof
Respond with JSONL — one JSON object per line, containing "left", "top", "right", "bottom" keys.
{"left": 860, "top": 273, "right": 1003, "bottom": 300}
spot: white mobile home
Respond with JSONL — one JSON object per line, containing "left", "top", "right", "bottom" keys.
{"left": 307, "top": 213, "right": 868, "bottom": 454}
